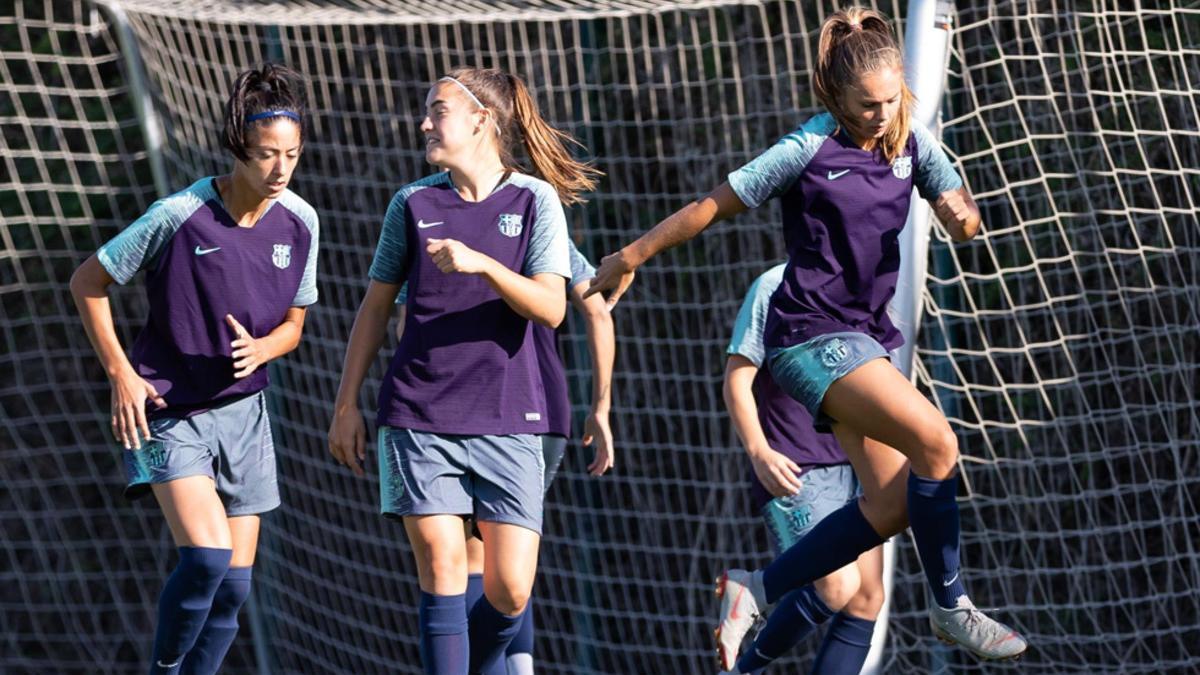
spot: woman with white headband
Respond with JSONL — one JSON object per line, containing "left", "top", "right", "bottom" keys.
{"left": 328, "top": 66, "right": 600, "bottom": 674}
{"left": 70, "top": 63, "right": 318, "bottom": 674}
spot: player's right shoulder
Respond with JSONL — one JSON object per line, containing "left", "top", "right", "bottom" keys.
{"left": 390, "top": 172, "right": 451, "bottom": 208}
{"left": 146, "top": 177, "right": 213, "bottom": 229}
{"left": 778, "top": 112, "right": 837, "bottom": 153}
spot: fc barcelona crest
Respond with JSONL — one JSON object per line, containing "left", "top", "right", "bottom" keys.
{"left": 272, "top": 244, "right": 292, "bottom": 269}
{"left": 891, "top": 155, "right": 912, "bottom": 180}
{"left": 498, "top": 213, "right": 524, "bottom": 238}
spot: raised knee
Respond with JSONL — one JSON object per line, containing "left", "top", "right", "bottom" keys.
{"left": 918, "top": 425, "right": 959, "bottom": 479}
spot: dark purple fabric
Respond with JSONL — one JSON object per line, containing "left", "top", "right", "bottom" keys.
{"left": 533, "top": 325, "right": 571, "bottom": 437}
{"left": 749, "top": 367, "right": 845, "bottom": 509}
{"left": 378, "top": 181, "right": 550, "bottom": 435}
{"left": 133, "top": 198, "right": 311, "bottom": 419}
{"left": 765, "top": 131, "right": 921, "bottom": 352}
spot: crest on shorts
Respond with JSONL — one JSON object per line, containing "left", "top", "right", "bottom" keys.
{"left": 820, "top": 338, "right": 850, "bottom": 368}
{"left": 498, "top": 213, "right": 523, "bottom": 238}
{"left": 272, "top": 244, "right": 291, "bottom": 269}
{"left": 891, "top": 155, "right": 913, "bottom": 180}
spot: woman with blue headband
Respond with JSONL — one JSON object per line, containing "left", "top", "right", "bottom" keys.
{"left": 70, "top": 63, "right": 318, "bottom": 674}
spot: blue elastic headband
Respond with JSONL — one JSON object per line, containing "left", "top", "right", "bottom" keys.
{"left": 244, "top": 110, "right": 301, "bottom": 124}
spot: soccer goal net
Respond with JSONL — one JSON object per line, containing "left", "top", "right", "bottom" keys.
{"left": 2, "top": 1, "right": 1197, "bottom": 673}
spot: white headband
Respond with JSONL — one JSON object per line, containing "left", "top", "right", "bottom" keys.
{"left": 438, "top": 76, "right": 501, "bottom": 137}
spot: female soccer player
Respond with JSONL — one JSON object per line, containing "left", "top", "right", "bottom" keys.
{"left": 327, "top": 66, "right": 600, "bottom": 675}
{"left": 722, "top": 263, "right": 888, "bottom": 673}
{"left": 69, "top": 63, "right": 317, "bottom": 674}
{"left": 392, "top": 238, "right": 615, "bottom": 675}
{"left": 587, "top": 6, "right": 1027, "bottom": 663}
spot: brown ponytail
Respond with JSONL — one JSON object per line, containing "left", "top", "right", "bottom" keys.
{"left": 442, "top": 67, "right": 602, "bottom": 206}
{"left": 813, "top": 7, "right": 914, "bottom": 162}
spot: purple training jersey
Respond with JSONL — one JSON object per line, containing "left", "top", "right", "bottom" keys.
{"left": 727, "top": 264, "right": 847, "bottom": 509}
{"left": 97, "top": 177, "right": 319, "bottom": 418}
{"left": 370, "top": 172, "right": 571, "bottom": 436}
{"left": 728, "top": 112, "right": 963, "bottom": 352}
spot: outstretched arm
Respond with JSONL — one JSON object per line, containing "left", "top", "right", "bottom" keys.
{"left": 585, "top": 183, "right": 748, "bottom": 309}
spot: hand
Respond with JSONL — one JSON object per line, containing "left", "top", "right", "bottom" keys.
{"left": 426, "top": 238, "right": 490, "bottom": 275}
{"left": 227, "top": 314, "right": 267, "bottom": 378}
{"left": 328, "top": 405, "right": 367, "bottom": 477}
{"left": 748, "top": 446, "right": 803, "bottom": 498}
{"left": 583, "top": 409, "right": 614, "bottom": 476}
{"left": 584, "top": 248, "right": 637, "bottom": 310}
{"left": 934, "top": 190, "right": 972, "bottom": 231}
{"left": 109, "top": 367, "right": 166, "bottom": 450}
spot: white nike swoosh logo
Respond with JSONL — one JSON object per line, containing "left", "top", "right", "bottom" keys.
{"left": 156, "top": 659, "right": 182, "bottom": 668}
{"left": 827, "top": 169, "right": 851, "bottom": 180}
{"left": 417, "top": 220, "right": 444, "bottom": 229}
{"left": 194, "top": 246, "right": 221, "bottom": 255}
{"left": 943, "top": 572, "right": 959, "bottom": 587}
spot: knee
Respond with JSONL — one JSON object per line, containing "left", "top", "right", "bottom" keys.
{"left": 486, "top": 583, "right": 530, "bottom": 616}
{"left": 178, "top": 546, "right": 232, "bottom": 582}
{"left": 417, "top": 547, "right": 466, "bottom": 585}
{"left": 843, "top": 580, "right": 885, "bottom": 620}
{"left": 916, "top": 425, "right": 959, "bottom": 479}
{"left": 814, "top": 566, "right": 861, "bottom": 613}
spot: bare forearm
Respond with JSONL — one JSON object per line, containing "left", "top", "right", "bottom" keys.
{"left": 723, "top": 372, "right": 771, "bottom": 455}
{"left": 334, "top": 297, "right": 391, "bottom": 411}
{"left": 479, "top": 261, "right": 566, "bottom": 327}
{"left": 254, "top": 318, "right": 303, "bottom": 362}
{"left": 70, "top": 265, "right": 133, "bottom": 380}
{"left": 582, "top": 301, "right": 614, "bottom": 413}
{"left": 624, "top": 183, "right": 747, "bottom": 266}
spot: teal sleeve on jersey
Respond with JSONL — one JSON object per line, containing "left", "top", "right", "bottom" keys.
{"left": 277, "top": 190, "right": 320, "bottom": 306}
{"left": 911, "top": 120, "right": 965, "bottom": 201}
{"left": 511, "top": 174, "right": 571, "bottom": 279}
{"left": 727, "top": 113, "right": 838, "bottom": 208}
{"left": 368, "top": 190, "right": 410, "bottom": 285}
{"left": 567, "top": 239, "right": 596, "bottom": 288}
{"left": 726, "top": 263, "right": 788, "bottom": 367}
{"left": 97, "top": 180, "right": 209, "bottom": 284}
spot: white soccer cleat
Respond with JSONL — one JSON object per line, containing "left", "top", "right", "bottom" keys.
{"left": 929, "top": 595, "right": 1027, "bottom": 660}
{"left": 713, "top": 569, "right": 766, "bottom": 671}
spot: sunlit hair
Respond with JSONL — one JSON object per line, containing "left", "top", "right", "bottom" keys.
{"left": 814, "top": 7, "right": 914, "bottom": 162}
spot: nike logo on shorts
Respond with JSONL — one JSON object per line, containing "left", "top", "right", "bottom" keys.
{"left": 827, "top": 169, "right": 851, "bottom": 180}
{"left": 417, "top": 219, "right": 444, "bottom": 229}
{"left": 194, "top": 246, "right": 221, "bottom": 255}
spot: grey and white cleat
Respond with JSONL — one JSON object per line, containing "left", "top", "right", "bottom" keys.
{"left": 929, "top": 595, "right": 1027, "bottom": 660}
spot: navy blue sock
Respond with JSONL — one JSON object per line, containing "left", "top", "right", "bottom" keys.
{"left": 811, "top": 613, "right": 875, "bottom": 675}
{"left": 149, "top": 546, "right": 232, "bottom": 674}
{"left": 734, "top": 584, "right": 834, "bottom": 674}
{"left": 467, "top": 595, "right": 525, "bottom": 674}
{"left": 419, "top": 592, "right": 469, "bottom": 675}
{"left": 761, "top": 502, "right": 882, "bottom": 604}
{"left": 180, "top": 566, "right": 252, "bottom": 675}
{"left": 505, "top": 596, "right": 534, "bottom": 656}
{"left": 907, "top": 472, "right": 966, "bottom": 608}
{"left": 465, "top": 573, "right": 485, "bottom": 615}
